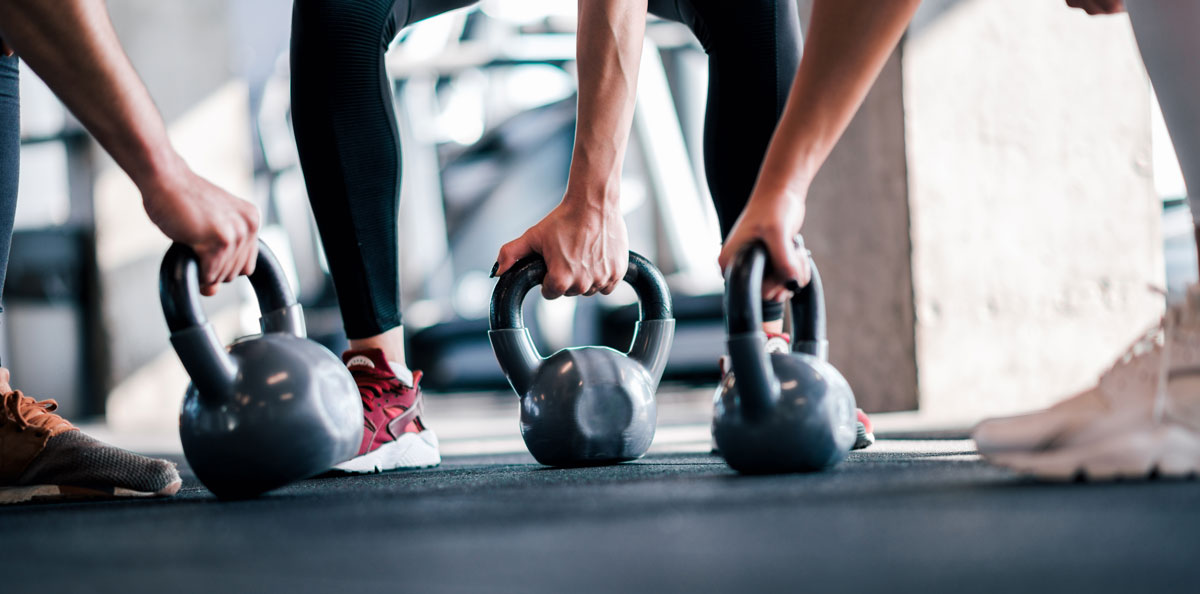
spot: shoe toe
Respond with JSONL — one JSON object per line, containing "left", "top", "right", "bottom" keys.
{"left": 971, "top": 416, "right": 1033, "bottom": 455}
{"left": 972, "top": 409, "right": 1070, "bottom": 455}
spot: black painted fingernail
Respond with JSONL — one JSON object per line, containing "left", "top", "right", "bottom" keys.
{"left": 787, "top": 279, "right": 803, "bottom": 293}
{"left": 489, "top": 262, "right": 499, "bottom": 278}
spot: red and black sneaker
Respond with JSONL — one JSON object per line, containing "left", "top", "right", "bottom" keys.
{"left": 333, "top": 348, "right": 440, "bottom": 473}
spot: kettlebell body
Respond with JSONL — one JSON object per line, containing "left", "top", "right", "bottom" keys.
{"left": 713, "top": 241, "right": 857, "bottom": 474}
{"left": 162, "top": 241, "right": 362, "bottom": 498}
{"left": 519, "top": 347, "right": 657, "bottom": 466}
{"left": 489, "top": 252, "right": 674, "bottom": 467}
{"left": 714, "top": 351, "right": 856, "bottom": 473}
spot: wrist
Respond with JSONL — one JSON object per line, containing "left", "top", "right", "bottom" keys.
{"left": 562, "top": 174, "right": 622, "bottom": 211}
{"left": 565, "top": 141, "right": 625, "bottom": 205}
{"left": 133, "top": 148, "right": 189, "bottom": 203}
{"left": 750, "top": 177, "right": 809, "bottom": 211}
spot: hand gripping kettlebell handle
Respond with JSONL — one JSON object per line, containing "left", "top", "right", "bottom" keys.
{"left": 160, "top": 240, "right": 305, "bottom": 400}
{"left": 488, "top": 251, "right": 675, "bottom": 394}
{"left": 725, "top": 240, "right": 827, "bottom": 353}
{"left": 724, "top": 240, "right": 828, "bottom": 420}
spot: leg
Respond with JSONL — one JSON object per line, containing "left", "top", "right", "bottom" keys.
{"left": 0, "top": 54, "right": 17, "bottom": 323}
{"left": 290, "top": 0, "right": 473, "bottom": 369}
{"left": 652, "top": 0, "right": 803, "bottom": 332}
{"left": 655, "top": 1, "right": 875, "bottom": 449}
{"left": 290, "top": 0, "right": 471, "bottom": 472}
{"left": 1125, "top": 1, "right": 1200, "bottom": 276}
{"left": 0, "top": 56, "right": 179, "bottom": 502}
{"left": 973, "top": 3, "right": 1200, "bottom": 478}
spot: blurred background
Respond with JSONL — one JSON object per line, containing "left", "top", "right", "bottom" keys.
{"left": 4, "top": 0, "right": 1189, "bottom": 451}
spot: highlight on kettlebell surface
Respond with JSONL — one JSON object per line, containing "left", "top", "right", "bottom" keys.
{"left": 2, "top": 2, "right": 1197, "bottom": 593}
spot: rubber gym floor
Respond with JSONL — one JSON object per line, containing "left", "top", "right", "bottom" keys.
{"left": 2, "top": 390, "right": 1198, "bottom": 594}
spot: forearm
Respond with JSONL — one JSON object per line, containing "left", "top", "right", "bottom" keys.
{"left": 755, "top": 0, "right": 921, "bottom": 201}
{"left": 567, "top": 0, "right": 647, "bottom": 208}
{"left": 0, "top": 0, "right": 183, "bottom": 193}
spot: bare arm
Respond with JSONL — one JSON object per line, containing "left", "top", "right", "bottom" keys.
{"left": 0, "top": 0, "right": 258, "bottom": 294}
{"left": 718, "top": 0, "right": 921, "bottom": 299}
{"left": 494, "top": 0, "right": 647, "bottom": 299}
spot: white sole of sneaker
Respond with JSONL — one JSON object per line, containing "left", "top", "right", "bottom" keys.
{"left": 984, "top": 424, "right": 1200, "bottom": 482}
{"left": 0, "top": 478, "right": 182, "bottom": 505}
{"left": 334, "top": 430, "right": 441, "bottom": 474}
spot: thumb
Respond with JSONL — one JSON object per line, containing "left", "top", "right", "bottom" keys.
{"left": 494, "top": 233, "right": 537, "bottom": 277}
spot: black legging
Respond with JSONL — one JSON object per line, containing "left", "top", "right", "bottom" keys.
{"left": 0, "top": 55, "right": 21, "bottom": 328}
{"left": 291, "top": 0, "right": 801, "bottom": 338}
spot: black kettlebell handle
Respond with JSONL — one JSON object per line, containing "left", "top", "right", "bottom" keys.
{"left": 160, "top": 240, "right": 305, "bottom": 401}
{"left": 724, "top": 240, "right": 826, "bottom": 421}
{"left": 489, "top": 251, "right": 673, "bottom": 329}
{"left": 725, "top": 240, "right": 826, "bottom": 357}
{"left": 161, "top": 240, "right": 303, "bottom": 336}
{"left": 488, "top": 251, "right": 674, "bottom": 396}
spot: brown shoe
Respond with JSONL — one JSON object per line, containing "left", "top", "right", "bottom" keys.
{"left": 1, "top": 390, "right": 181, "bottom": 504}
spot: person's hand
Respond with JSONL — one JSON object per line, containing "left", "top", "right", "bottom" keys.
{"left": 1065, "top": 0, "right": 1125, "bottom": 15}
{"left": 494, "top": 200, "right": 629, "bottom": 299}
{"left": 142, "top": 167, "right": 260, "bottom": 296}
{"left": 0, "top": 367, "right": 12, "bottom": 395}
{"left": 718, "top": 188, "right": 811, "bottom": 302}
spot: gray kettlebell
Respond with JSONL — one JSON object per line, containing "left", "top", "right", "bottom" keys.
{"left": 160, "top": 241, "right": 363, "bottom": 498}
{"left": 488, "top": 252, "right": 675, "bottom": 467}
{"left": 713, "top": 241, "right": 857, "bottom": 474}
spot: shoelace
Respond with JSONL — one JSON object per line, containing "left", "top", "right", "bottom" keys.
{"left": 1, "top": 390, "right": 74, "bottom": 436}
{"left": 348, "top": 367, "right": 407, "bottom": 414}
{"left": 1103, "top": 285, "right": 1176, "bottom": 377}
{"left": 1115, "top": 286, "right": 1196, "bottom": 430}
{"left": 1158, "top": 292, "right": 1200, "bottom": 432}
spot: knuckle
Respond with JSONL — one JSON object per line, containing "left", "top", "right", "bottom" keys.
{"left": 543, "top": 277, "right": 569, "bottom": 296}
{"left": 498, "top": 244, "right": 517, "bottom": 261}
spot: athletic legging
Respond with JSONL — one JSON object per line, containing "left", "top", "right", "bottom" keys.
{"left": 0, "top": 55, "right": 20, "bottom": 356}
{"left": 290, "top": 0, "right": 801, "bottom": 339}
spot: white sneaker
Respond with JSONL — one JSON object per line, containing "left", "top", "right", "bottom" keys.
{"left": 972, "top": 285, "right": 1200, "bottom": 481}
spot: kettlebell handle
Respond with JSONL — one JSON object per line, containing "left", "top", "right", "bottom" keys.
{"left": 724, "top": 240, "right": 827, "bottom": 422}
{"left": 489, "top": 251, "right": 672, "bottom": 329}
{"left": 161, "top": 240, "right": 303, "bottom": 335}
{"left": 160, "top": 240, "right": 305, "bottom": 401}
{"left": 725, "top": 240, "right": 827, "bottom": 356}
{"left": 488, "top": 251, "right": 674, "bottom": 395}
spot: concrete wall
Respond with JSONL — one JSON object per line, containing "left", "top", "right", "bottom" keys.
{"left": 903, "top": 0, "right": 1163, "bottom": 419}
{"left": 802, "top": 0, "right": 1162, "bottom": 420}
{"left": 804, "top": 49, "right": 917, "bottom": 413}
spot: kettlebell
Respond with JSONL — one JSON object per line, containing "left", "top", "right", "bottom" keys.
{"left": 713, "top": 241, "right": 857, "bottom": 474}
{"left": 160, "top": 241, "right": 363, "bottom": 498}
{"left": 488, "top": 252, "right": 675, "bottom": 466}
